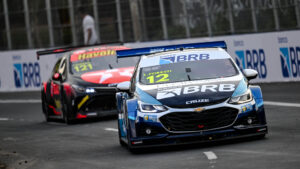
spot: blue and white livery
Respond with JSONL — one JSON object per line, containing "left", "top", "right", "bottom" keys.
{"left": 116, "top": 41, "right": 267, "bottom": 151}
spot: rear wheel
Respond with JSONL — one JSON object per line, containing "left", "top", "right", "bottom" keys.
{"left": 42, "top": 93, "right": 51, "bottom": 122}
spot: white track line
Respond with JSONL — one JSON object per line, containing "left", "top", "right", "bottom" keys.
{"left": 0, "top": 117, "right": 9, "bottom": 121}
{"left": 264, "top": 101, "right": 300, "bottom": 108}
{"left": 104, "top": 128, "right": 118, "bottom": 132}
{"left": 0, "top": 99, "right": 41, "bottom": 103}
{"left": 203, "top": 151, "right": 218, "bottom": 160}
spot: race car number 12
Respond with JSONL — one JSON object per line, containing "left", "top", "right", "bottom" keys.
{"left": 146, "top": 74, "right": 169, "bottom": 84}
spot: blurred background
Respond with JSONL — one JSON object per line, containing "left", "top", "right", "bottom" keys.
{"left": 0, "top": 0, "right": 299, "bottom": 50}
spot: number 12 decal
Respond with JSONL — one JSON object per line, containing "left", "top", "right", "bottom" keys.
{"left": 146, "top": 74, "right": 169, "bottom": 84}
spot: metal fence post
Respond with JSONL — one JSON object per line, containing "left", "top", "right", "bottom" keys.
{"left": 45, "top": 0, "right": 54, "bottom": 47}
{"left": 3, "top": 0, "right": 12, "bottom": 49}
{"left": 250, "top": 0, "right": 258, "bottom": 32}
{"left": 272, "top": 0, "right": 280, "bottom": 31}
{"left": 138, "top": 0, "right": 148, "bottom": 41}
{"left": 227, "top": 0, "right": 235, "bottom": 34}
{"left": 295, "top": 0, "right": 300, "bottom": 28}
{"left": 116, "top": 0, "right": 124, "bottom": 42}
{"left": 182, "top": 0, "right": 190, "bottom": 38}
{"left": 93, "top": 0, "right": 101, "bottom": 43}
{"left": 23, "top": 0, "right": 33, "bottom": 48}
{"left": 204, "top": 0, "right": 212, "bottom": 36}
{"left": 68, "top": 0, "right": 77, "bottom": 45}
{"left": 129, "top": 0, "right": 142, "bottom": 42}
{"left": 159, "top": 0, "right": 168, "bottom": 40}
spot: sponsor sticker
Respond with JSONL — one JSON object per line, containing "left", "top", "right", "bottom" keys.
{"left": 242, "top": 104, "right": 253, "bottom": 113}
{"left": 156, "top": 84, "right": 235, "bottom": 100}
{"left": 186, "top": 99, "right": 209, "bottom": 105}
{"left": 159, "top": 53, "right": 210, "bottom": 65}
{"left": 70, "top": 46, "right": 128, "bottom": 62}
{"left": 143, "top": 115, "right": 157, "bottom": 122}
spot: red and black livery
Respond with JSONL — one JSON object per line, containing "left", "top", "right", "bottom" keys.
{"left": 38, "top": 45, "right": 137, "bottom": 124}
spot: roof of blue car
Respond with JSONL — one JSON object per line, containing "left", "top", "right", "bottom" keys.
{"left": 139, "top": 48, "right": 231, "bottom": 68}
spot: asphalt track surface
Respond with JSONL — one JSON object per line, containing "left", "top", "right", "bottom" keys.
{"left": 0, "top": 82, "right": 299, "bottom": 169}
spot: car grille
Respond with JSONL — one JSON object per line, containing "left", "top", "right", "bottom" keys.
{"left": 83, "top": 95, "right": 116, "bottom": 111}
{"left": 159, "top": 107, "right": 238, "bottom": 132}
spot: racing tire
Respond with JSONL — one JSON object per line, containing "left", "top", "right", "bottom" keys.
{"left": 41, "top": 93, "right": 51, "bottom": 122}
{"left": 118, "top": 119, "right": 127, "bottom": 147}
{"left": 126, "top": 121, "right": 141, "bottom": 153}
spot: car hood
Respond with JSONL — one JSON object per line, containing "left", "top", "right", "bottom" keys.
{"left": 80, "top": 67, "right": 134, "bottom": 85}
{"left": 139, "top": 77, "right": 244, "bottom": 108}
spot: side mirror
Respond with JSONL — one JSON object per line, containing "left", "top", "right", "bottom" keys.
{"left": 117, "top": 81, "right": 131, "bottom": 90}
{"left": 243, "top": 69, "right": 258, "bottom": 80}
{"left": 53, "top": 73, "right": 62, "bottom": 81}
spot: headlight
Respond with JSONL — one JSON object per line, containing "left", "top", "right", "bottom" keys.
{"left": 138, "top": 101, "right": 168, "bottom": 113}
{"left": 229, "top": 89, "right": 253, "bottom": 104}
{"left": 85, "top": 88, "right": 95, "bottom": 93}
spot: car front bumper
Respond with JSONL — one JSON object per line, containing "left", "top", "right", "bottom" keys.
{"left": 128, "top": 124, "right": 268, "bottom": 148}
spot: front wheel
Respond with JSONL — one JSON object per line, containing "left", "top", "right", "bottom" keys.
{"left": 118, "top": 119, "right": 126, "bottom": 147}
{"left": 62, "top": 96, "right": 73, "bottom": 125}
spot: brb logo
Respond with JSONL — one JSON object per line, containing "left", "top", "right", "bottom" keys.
{"left": 13, "top": 62, "right": 41, "bottom": 88}
{"left": 159, "top": 53, "right": 209, "bottom": 64}
{"left": 235, "top": 49, "right": 267, "bottom": 79}
{"left": 280, "top": 47, "right": 300, "bottom": 78}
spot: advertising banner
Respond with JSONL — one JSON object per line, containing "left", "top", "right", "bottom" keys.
{"left": 0, "top": 30, "right": 299, "bottom": 92}
{"left": 0, "top": 50, "right": 63, "bottom": 92}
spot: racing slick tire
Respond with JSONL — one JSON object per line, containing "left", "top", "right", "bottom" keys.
{"left": 118, "top": 120, "right": 127, "bottom": 147}
{"left": 41, "top": 93, "right": 51, "bottom": 122}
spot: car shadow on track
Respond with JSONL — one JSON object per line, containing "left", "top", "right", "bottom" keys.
{"left": 45, "top": 115, "right": 118, "bottom": 125}
{"left": 128, "top": 136, "right": 268, "bottom": 155}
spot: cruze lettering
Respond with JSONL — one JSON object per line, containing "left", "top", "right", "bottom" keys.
{"left": 186, "top": 99, "right": 209, "bottom": 105}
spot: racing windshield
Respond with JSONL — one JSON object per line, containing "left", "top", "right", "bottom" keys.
{"left": 70, "top": 47, "right": 138, "bottom": 75}
{"left": 140, "top": 59, "right": 238, "bottom": 85}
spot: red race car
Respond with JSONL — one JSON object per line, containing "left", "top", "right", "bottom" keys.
{"left": 37, "top": 45, "right": 138, "bottom": 124}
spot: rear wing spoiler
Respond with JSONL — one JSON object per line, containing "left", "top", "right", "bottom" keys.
{"left": 116, "top": 41, "right": 226, "bottom": 58}
{"left": 36, "top": 42, "right": 124, "bottom": 60}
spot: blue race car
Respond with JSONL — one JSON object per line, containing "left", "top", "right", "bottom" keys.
{"left": 115, "top": 41, "right": 267, "bottom": 150}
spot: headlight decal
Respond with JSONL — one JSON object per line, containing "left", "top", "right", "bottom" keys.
{"left": 136, "top": 87, "right": 162, "bottom": 105}
{"left": 232, "top": 78, "right": 247, "bottom": 97}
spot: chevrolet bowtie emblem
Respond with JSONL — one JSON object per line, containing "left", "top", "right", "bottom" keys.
{"left": 194, "top": 107, "right": 205, "bottom": 112}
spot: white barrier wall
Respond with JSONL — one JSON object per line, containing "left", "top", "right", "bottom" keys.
{"left": 0, "top": 30, "right": 299, "bottom": 92}
{"left": 0, "top": 50, "right": 64, "bottom": 92}
{"left": 126, "top": 30, "right": 300, "bottom": 83}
